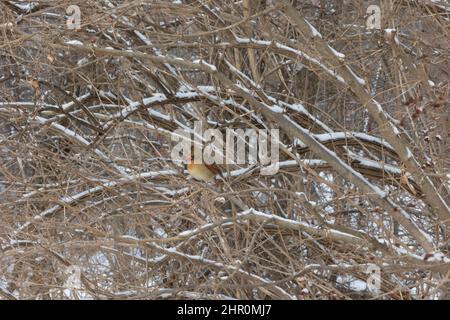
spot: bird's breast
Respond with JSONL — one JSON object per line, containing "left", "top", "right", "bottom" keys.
{"left": 187, "top": 163, "right": 216, "bottom": 182}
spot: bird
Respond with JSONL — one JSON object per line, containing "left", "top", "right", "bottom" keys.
{"left": 186, "top": 149, "right": 222, "bottom": 183}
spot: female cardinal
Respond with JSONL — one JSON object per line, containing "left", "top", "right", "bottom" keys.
{"left": 186, "top": 150, "right": 222, "bottom": 183}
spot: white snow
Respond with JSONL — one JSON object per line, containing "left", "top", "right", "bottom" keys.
{"left": 64, "top": 40, "right": 84, "bottom": 46}
{"left": 346, "top": 66, "right": 366, "bottom": 85}
{"left": 304, "top": 19, "right": 322, "bottom": 38}
{"left": 231, "top": 36, "right": 347, "bottom": 84}
{"left": 313, "top": 132, "right": 394, "bottom": 151}
{"left": 192, "top": 59, "right": 217, "bottom": 72}
{"left": 328, "top": 45, "right": 345, "bottom": 59}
